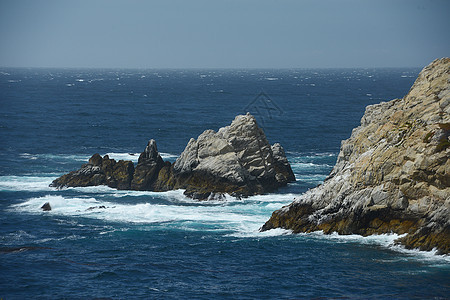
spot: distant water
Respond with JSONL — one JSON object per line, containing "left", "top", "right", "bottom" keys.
{"left": 1, "top": 68, "right": 449, "bottom": 299}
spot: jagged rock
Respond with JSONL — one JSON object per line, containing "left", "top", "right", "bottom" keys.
{"left": 50, "top": 115, "right": 295, "bottom": 200}
{"left": 131, "top": 139, "right": 165, "bottom": 190}
{"left": 262, "top": 58, "right": 450, "bottom": 254}
{"left": 171, "top": 113, "right": 295, "bottom": 199}
{"left": 50, "top": 154, "right": 134, "bottom": 190}
{"left": 41, "top": 202, "right": 51, "bottom": 211}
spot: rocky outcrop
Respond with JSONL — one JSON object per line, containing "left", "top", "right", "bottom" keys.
{"left": 262, "top": 58, "right": 450, "bottom": 254}
{"left": 130, "top": 139, "right": 165, "bottom": 190}
{"left": 50, "top": 154, "right": 135, "bottom": 190}
{"left": 41, "top": 202, "right": 51, "bottom": 211}
{"left": 170, "top": 113, "right": 295, "bottom": 199}
{"left": 51, "top": 114, "right": 295, "bottom": 200}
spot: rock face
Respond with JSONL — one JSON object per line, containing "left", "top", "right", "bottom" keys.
{"left": 130, "top": 139, "right": 165, "bottom": 190}
{"left": 262, "top": 58, "right": 450, "bottom": 254}
{"left": 171, "top": 113, "right": 295, "bottom": 199}
{"left": 51, "top": 114, "right": 295, "bottom": 200}
{"left": 50, "top": 154, "right": 135, "bottom": 190}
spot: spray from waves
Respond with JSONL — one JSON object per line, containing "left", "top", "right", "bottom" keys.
{"left": 11, "top": 192, "right": 296, "bottom": 234}
{"left": 104, "top": 152, "right": 178, "bottom": 162}
{"left": 0, "top": 175, "right": 56, "bottom": 192}
{"left": 19, "top": 152, "right": 179, "bottom": 164}
{"left": 10, "top": 192, "right": 450, "bottom": 263}
{"left": 302, "top": 231, "right": 450, "bottom": 264}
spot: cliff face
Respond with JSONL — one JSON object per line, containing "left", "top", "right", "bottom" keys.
{"left": 262, "top": 58, "right": 450, "bottom": 254}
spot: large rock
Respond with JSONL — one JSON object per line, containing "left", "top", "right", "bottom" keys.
{"left": 50, "top": 154, "right": 134, "bottom": 190}
{"left": 50, "top": 114, "right": 295, "bottom": 200}
{"left": 130, "top": 139, "right": 165, "bottom": 190}
{"left": 262, "top": 58, "right": 450, "bottom": 254}
{"left": 172, "top": 113, "right": 295, "bottom": 199}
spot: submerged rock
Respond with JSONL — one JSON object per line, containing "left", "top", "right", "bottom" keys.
{"left": 50, "top": 114, "right": 295, "bottom": 200}
{"left": 41, "top": 202, "right": 51, "bottom": 211}
{"left": 262, "top": 58, "right": 450, "bottom": 254}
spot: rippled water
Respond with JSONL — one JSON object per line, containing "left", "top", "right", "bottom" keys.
{"left": 1, "top": 68, "right": 449, "bottom": 299}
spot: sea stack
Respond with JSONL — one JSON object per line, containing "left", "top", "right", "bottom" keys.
{"left": 50, "top": 113, "right": 295, "bottom": 200}
{"left": 170, "top": 113, "right": 296, "bottom": 199}
{"left": 262, "top": 58, "right": 450, "bottom": 254}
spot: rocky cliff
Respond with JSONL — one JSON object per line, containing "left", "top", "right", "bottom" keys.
{"left": 262, "top": 58, "right": 450, "bottom": 254}
{"left": 51, "top": 113, "right": 295, "bottom": 200}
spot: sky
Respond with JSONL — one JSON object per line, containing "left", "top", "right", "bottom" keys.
{"left": 0, "top": 0, "right": 449, "bottom": 69}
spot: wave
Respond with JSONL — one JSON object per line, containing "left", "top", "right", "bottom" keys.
{"left": 20, "top": 153, "right": 90, "bottom": 162}
{"left": 11, "top": 192, "right": 295, "bottom": 233}
{"left": 19, "top": 152, "right": 178, "bottom": 163}
{"left": 304, "top": 231, "right": 450, "bottom": 264}
{"left": 10, "top": 192, "right": 450, "bottom": 262}
{"left": 0, "top": 175, "right": 56, "bottom": 192}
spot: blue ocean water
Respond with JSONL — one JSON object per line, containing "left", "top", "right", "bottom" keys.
{"left": 0, "top": 68, "right": 449, "bottom": 299}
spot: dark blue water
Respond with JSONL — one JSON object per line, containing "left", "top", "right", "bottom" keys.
{"left": 1, "top": 68, "right": 449, "bottom": 299}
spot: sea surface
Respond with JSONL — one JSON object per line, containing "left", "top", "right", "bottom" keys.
{"left": 0, "top": 68, "right": 449, "bottom": 299}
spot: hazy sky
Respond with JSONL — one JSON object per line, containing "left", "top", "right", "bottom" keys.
{"left": 0, "top": 0, "right": 449, "bottom": 68}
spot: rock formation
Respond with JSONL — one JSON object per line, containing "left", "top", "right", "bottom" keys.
{"left": 170, "top": 113, "right": 295, "bottom": 199}
{"left": 51, "top": 113, "right": 295, "bottom": 200}
{"left": 130, "top": 139, "right": 165, "bottom": 190}
{"left": 50, "top": 154, "right": 134, "bottom": 190}
{"left": 262, "top": 58, "right": 450, "bottom": 254}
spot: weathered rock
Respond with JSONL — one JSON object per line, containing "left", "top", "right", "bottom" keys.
{"left": 41, "top": 202, "right": 51, "bottom": 211}
{"left": 172, "top": 113, "right": 295, "bottom": 199}
{"left": 130, "top": 139, "right": 165, "bottom": 190}
{"left": 50, "top": 154, "right": 134, "bottom": 190}
{"left": 50, "top": 115, "right": 295, "bottom": 200}
{"left": 262, "top": 58, "right": 450, "bottom": 254}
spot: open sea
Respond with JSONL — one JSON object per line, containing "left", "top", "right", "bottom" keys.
{"left": 1, "top": 67, "right": 449, "bottom": 299}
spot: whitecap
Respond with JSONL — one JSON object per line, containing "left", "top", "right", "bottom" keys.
{"left": 104, "top": 152, "right": 140, "bottom": 162}
{"left": 306, "top": 231, "right": 450, "bottom": 263}
{"left": 265, "top": 77, "right": 279, "bottom": 81}
{"left": 0, "top": 175, "right": 55, "bottom": 192}
{"left": 104, "top": 152, "right": 178, "bottom": 162}
{"left": 19, "top": 153, "right": 38, "bottom": 160}
{"left": 12, "top": 192, "right": 295, "bottom": 236}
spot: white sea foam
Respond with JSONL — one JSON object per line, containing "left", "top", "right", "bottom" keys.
{"left": 102, "top": 152, "right": 178, "bottom": 162}
{"left": 265, "top": 77, "right": 279, "bottom": 81}
{"left": 19, "top": 153, "right": 38, "bottom": 160}
{"left": 12, "top": 192, "right": 294, "bottom": 235}
{"left": 104, "top": 152, "right": 140, "bottom": 162}
{"left": 0, "top": 176, "right": 55, "bottom": 192}
{"left": 10, "top": 191, "right": 450, "bottom": 262}
{"left": 305, "top": 231, "right": 450, "bottom": 263}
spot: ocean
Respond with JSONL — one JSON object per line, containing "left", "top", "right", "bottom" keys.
{"left": 1, "top": 68, "right": 449, "bottom": 299}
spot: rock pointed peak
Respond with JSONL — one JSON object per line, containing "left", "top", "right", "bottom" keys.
{"left": 88, "top": 153, "right": 103, "bottom": 166}
{"left": 139, "top": 139, "right": 160, "bottom": 163}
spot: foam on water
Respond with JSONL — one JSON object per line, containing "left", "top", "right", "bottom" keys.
{"left": 19, "top": 152, "right": 178, "bottom": 164}
{"left": 303, "top": 231, "right": 450, "bottom": 264}
{"left": 12, "top": 192, "right": 295, "bottom": 235}
{"left": 0, "top": 175, "right": 56, "bottom": 192}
